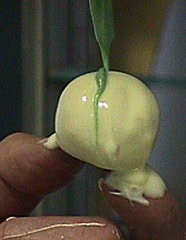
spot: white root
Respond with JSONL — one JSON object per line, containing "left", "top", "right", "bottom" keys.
{"left": 97, "top": 178, "right": 104, "bottom": 192}
{"left": 106, "top": 166, "right": 167, "bottom": 207}
{"left": 112, "top": 228, "right": 121, "bottom": 240}
{"left": 109, "top": 191, "right": 135, "bottom": 207}
{"left": 2, "top": 222, "right": 106, "bottom": 239}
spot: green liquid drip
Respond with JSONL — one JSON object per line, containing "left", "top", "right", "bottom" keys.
{"left": 94, "top": 67, "right": 108, "bottom": 144}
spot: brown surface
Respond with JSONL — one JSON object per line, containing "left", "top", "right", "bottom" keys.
{"left": 111, "top": 1, "right": 171, "bottom": 75}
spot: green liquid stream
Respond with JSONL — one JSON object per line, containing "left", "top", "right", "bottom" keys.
{"left": 94, "top": 67, "right": 108, "bottom": 144}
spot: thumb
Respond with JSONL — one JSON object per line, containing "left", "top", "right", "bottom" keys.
{"left": 0, "top": 133, "right": 84, "bottom": 220}
{"left": 100, "top": 179, "right": 185, "bottom": 240}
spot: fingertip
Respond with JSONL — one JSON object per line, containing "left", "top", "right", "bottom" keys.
{"left": 0, "top": 132, "right": 84, "bottom": 195}
{"left": 99, "top": 178, "right": 185, "bottom": 240}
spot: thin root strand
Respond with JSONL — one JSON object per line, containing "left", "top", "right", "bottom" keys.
{"left": 2, "top": 222, "right": 106, "bottom": 239}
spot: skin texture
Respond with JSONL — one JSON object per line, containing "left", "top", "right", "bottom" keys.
{"left": 0, "top": 133, "right": 185, "bottom": 239}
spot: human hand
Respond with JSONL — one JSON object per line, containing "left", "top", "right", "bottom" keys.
{"left": 0, "top": 133, "right": 185, "bottom": 239}
{"left": 0, "top": 133, "right": 123, "bottom": 240}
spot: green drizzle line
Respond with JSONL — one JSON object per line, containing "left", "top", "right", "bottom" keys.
{"left": 89, "top": 0, "right": 115, "bottom": 144}
{"left": 94, "top": 68, "right": 107, "bottom": 144}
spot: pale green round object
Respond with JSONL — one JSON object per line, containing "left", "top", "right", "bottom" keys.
{"left": 44, "top": 71, "right": 167, "bottom": 206}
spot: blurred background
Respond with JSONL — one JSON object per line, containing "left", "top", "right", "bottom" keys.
{"left": 0, "top": 0, "right": 186, "bottom": 222}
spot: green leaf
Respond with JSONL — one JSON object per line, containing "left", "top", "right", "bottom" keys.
{"left": 89, "top": 0, "right": 115, "bottom": 144}
{"left": 89, "top": 0, "right": 115, "bottom": 71}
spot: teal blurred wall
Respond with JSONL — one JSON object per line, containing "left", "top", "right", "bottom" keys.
{"left": 0, "top": 1, "right": 22, "bottom": 139}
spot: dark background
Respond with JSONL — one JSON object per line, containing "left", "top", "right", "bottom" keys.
{"left": 0, "top": 1, "right": 22, "bottom": 139}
